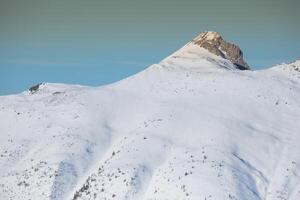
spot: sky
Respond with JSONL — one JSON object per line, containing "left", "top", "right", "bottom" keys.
{"left": 0, "top": 0, "right": 299, "bottom": 95}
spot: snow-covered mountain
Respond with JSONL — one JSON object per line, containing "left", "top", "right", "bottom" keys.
{"left": 0, "top": 31, "right": 300, "bottom": 200}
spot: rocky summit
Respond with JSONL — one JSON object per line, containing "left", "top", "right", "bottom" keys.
{"left": 192, "top": 31, "right": 250, "bottom": 70}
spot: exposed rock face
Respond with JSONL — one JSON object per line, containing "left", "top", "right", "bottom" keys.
{"left": 291, "top": 61, "right": 300, "bottom": 72}
{"left": 192, "top": 31, "right": 250, "bottom": 70}
{"left": 29, "top": 83, "right": 42, "bottom": 94}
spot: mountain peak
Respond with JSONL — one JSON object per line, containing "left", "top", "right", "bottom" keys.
{"left": 191, "top": 31, "right": 250, "bottom": 70}
{"left": 193, "top": 31, "right": 222, "bottom": 41}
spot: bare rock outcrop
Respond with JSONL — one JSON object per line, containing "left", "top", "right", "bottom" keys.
{"left": 192, "top": 31, "right": 250, "bottom": 70}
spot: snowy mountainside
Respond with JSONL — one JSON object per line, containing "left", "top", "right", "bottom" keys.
{"left": 0, "top": 33, "right": 300, "bottom": 200}
{"left": 267, "top": 60, "right": 300, "bottom": 79}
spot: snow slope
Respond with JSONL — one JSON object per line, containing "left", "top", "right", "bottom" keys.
{"left": 0, "top": 36, "right": 300, "bottom": 200}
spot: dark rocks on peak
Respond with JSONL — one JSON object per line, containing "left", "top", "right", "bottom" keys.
{"left": 192, "top": 31, "right": 250, "bottom": 70}
{"left": 29, "top": 83, "right": 43, "bottom": 94}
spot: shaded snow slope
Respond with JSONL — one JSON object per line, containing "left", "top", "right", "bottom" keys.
{"left": 1, "top": 40, "right": 300, "bottom": 200}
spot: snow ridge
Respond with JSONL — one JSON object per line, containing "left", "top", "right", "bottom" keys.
{"left": 1, "top": 32, "right": 300, "bottom": 200}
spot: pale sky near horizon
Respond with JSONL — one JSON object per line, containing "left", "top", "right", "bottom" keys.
{"left": 0, "top": 0, "right": 299, "bottom": 95}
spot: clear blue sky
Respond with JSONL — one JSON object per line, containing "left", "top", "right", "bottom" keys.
{"left": 1, "top": 0, "right": 299, "bottom": 95}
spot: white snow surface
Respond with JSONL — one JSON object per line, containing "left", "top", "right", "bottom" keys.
{"left": 0, "top": 44, "right": 300, "bottom": 200}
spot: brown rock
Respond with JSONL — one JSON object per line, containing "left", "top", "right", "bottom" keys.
{"left": 192, "top": 31, "right": 250, "bottom": 70}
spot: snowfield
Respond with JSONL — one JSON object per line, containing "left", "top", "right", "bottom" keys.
{"left": 0, "top": 39, "right": 300, "bottom": 200}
